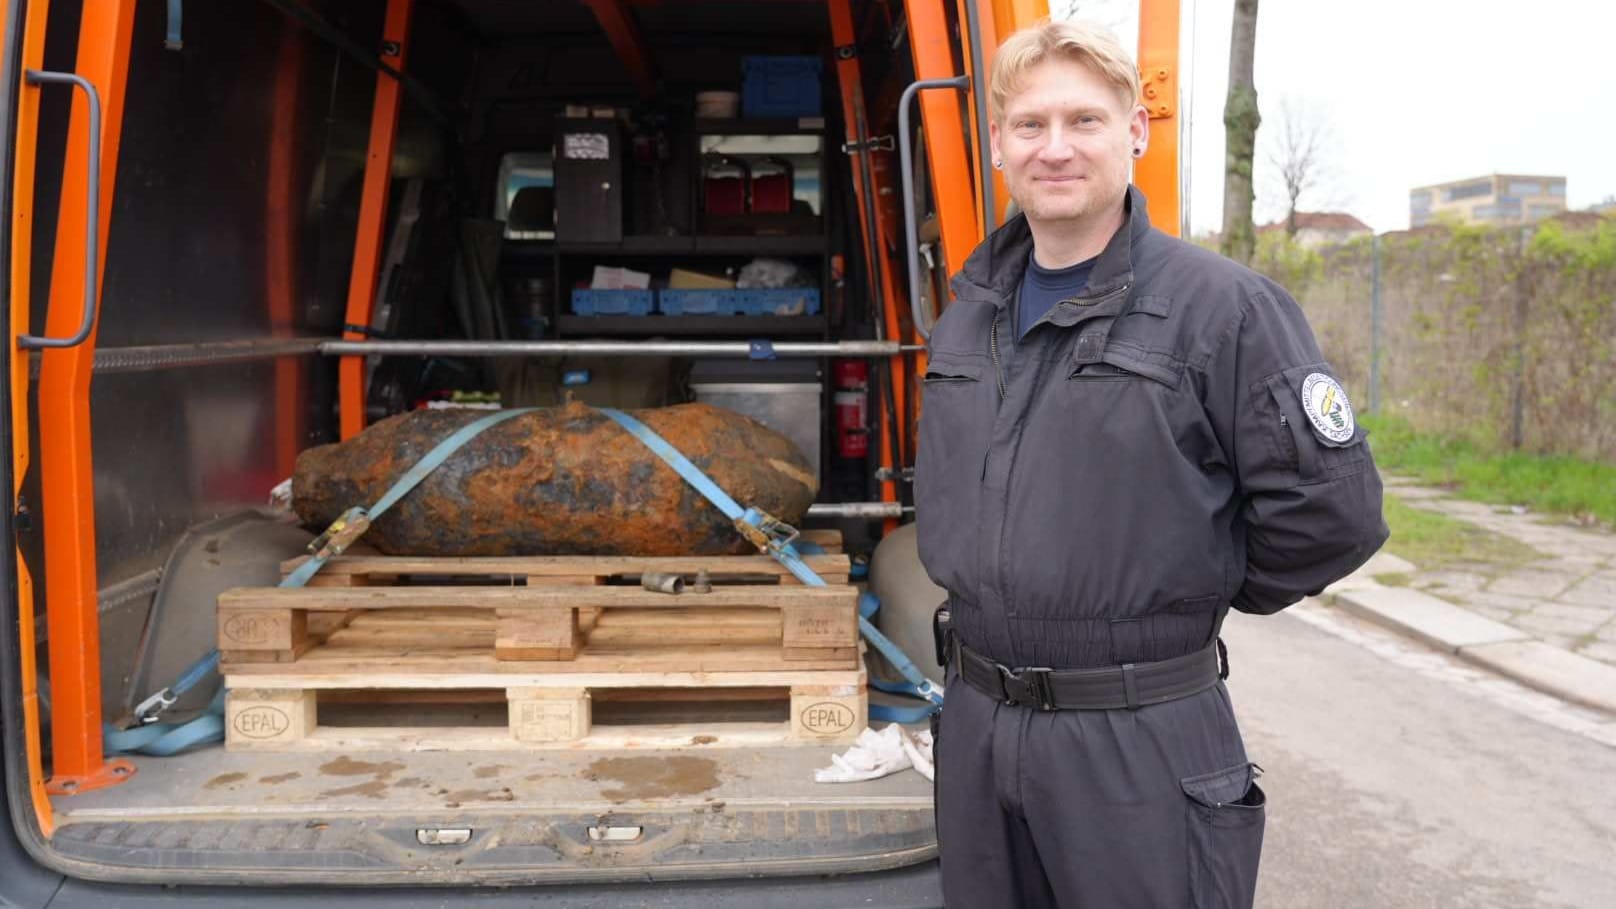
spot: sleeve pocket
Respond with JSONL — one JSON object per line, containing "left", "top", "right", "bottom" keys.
{"left": 1263, "top": 364, "right": 1369, "bottom": 484}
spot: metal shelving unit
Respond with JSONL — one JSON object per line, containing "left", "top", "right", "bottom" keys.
{"left": 557, "top": 235, "right": 826, "bottom": 257}
{"left": 551, "top": 115, "right": 831, "bottom": 340}
{"left": 556, "top": 314, "right": 827, "bottom": 337}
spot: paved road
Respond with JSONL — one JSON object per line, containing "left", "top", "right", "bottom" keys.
{"left": 1227, "top": 600, "right": 1616, "bottom": 908}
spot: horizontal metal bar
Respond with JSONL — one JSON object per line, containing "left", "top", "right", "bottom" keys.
{"left": 60, "top": 336, "right": 926, "bottom": 374}
{"left": 320, "top": 340, "right": 923, "bottom": 358}
{"left": 89, "top": 338, "right": 323, "bottom": 373}
{"left": 806, "top": 502, "right": 912, "bottom": 519}
{"left": 80, "top": 336, "right": 926, "bottom": 372}
{"left": 34, "top": 570, "right": 163, "bottom": 645}
{"left": 98, "top": 569, "right": 163, "bottom": 613}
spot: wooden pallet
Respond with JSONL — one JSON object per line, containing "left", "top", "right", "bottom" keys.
{"left": 218, "top": 534, "right": 865, "bottom": 750}
{"left": 218, "top": 535, "right": 858, "bottom": 671}
{"left": 222, "top": 611, "right": 866, "bottom": 752}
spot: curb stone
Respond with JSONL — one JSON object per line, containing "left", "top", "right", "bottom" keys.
{"left": 1324, "top": 558, "right": 1616, "bottom": 717}
{"left": 1457, "top": 641, "right": 1616, "bottom": 715}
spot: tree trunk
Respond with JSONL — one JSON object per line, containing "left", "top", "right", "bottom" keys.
{"left": 1221, "top": 0, "right": 1261, "bottom": 264}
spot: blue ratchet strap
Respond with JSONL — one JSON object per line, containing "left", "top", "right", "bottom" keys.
{"left": 859, "top": 592, "right": 943, "bottom": 723}
{"left": 597, "top": 408, "right": 798, "bottom": 561}
{"left": 113, "top": 408, "right": 535, "bottom": 753}
{"left": 103, "top": 691, "right": 224, "bottom": 756}
{"left": 600, "top": 408, "right": 942, "bottom": 720}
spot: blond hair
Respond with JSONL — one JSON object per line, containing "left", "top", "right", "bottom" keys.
{"left": 989, "top": 19, "right": 1140, "bottom": 123}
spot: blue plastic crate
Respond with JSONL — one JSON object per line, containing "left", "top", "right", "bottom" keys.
{"left": 742, "top": 56, "right": 823, "bottom": 118}
{"left": 571, "top": 288, "right": 654, "bottom": 316}
{"left": 740, "top": 287, "right": 821, "bottom": 316}
{"left": 658, "top": 288, "right": 749, "bottom": 316}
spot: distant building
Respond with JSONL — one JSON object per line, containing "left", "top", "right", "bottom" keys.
{"left": 1259, "top": 211, "right": 1373, "bottom": 248}
{"left": 1588, "top": 197, "right": 1616, "bottom": 215}
{"left": 1409, "top": 174, "right": 1566, "bottom": 227}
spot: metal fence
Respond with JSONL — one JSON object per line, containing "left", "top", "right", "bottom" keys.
{"left": 1255, "top": 220, "right": 1616, "bottom": 462}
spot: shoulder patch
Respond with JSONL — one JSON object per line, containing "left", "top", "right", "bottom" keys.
{"left": 1299, "top": 372, "right": 1355, "bottom": 443}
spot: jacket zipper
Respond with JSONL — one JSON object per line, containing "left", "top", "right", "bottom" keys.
{"left": 1024, "top": 281, "right": 1135, "bottom": 338}
{"left": 1277, "top": 413, "right": 1299, "bottom": 463}
{"left": 985, "top": 279, "right": 1131, "bottom": 622}
{"left": 989, "top": 313, "right": 1007, "bottom": 400}
{"left": 992, "top": 281, "right": 1132, "bottom": 396}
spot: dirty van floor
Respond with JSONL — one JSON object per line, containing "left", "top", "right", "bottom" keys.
{"left": 49, "top": 746, "right": 933, "bottom": 822}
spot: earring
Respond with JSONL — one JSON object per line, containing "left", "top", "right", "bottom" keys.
{"left": 992, "top": 159, "right": 1003, "bottom": 169}
{"left": 1132, "top": 148, "right": 1144, "bottom": 158}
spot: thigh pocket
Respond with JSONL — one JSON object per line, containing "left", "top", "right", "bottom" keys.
{"left": 1181, "top": 762, "right": 1266, "bottom": 909}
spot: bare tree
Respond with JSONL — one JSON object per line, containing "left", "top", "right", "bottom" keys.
{"left": 1221, "top": 0, "right": 1261, "bottom": 265}
{"left": 1265, "top": 97, "right": 1339, "bottom": 236}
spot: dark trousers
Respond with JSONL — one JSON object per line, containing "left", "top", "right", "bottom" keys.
{"left": 936, "top": 668, "right": 1265, "bottom": 908}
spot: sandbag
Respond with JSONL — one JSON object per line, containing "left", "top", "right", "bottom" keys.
{"left": 292, "top": 401, "right": 817, "bottom": 556}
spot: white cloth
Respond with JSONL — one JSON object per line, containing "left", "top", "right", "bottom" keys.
{"left": 268, "top": 477, "right": 294, "bottom": 511}
{"left": 898, "top": 724, "right": 935, "bottom": 781}
{"left": 814, "top": 724, "right": 935, "bottom": 784}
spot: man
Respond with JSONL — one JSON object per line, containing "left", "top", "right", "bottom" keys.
{"left": 915, "top": 19, "right": 1387, "bottom": 909}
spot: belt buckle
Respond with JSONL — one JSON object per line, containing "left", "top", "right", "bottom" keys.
{"left": 998, "top": 664, "right": 1056, "bottom": 711}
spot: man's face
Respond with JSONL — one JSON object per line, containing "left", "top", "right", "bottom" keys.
{"left": 991, "top": 57, "right": 1147, "bottom": 225}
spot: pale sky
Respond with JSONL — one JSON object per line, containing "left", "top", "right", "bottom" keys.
{"left": 1057, "top": 0, "right": 1616, "bottom": 234}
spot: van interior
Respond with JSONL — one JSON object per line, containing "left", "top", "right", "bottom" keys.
{"left": 4, "top": 0, "right": 972, "bottom": 885}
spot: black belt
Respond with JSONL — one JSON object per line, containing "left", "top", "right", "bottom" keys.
{"left": 951, "top": 637, "right": 1226, "bottom": 711}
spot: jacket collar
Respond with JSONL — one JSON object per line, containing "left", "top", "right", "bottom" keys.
{"left": 950, "top": 184, "right": 1151, "bottom": 308}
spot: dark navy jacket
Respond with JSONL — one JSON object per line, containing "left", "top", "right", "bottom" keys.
{"left": 915, "top": 186, "right": 1388, "bottom": 670}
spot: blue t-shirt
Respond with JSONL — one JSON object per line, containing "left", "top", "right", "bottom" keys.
{"left": 1017, "top": 250, "right": 1097, "bottom": 340}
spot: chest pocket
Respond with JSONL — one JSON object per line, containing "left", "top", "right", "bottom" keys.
{"left": 1043, "top": 340, "right": 1192, "bottom": 482}
{"left": 916, "top": 353, "right": 995, "bottom": 585}
{"left": 1038, "top": 340, "right": 1187, "bottom": 477}
{"left": 918, "top": 354, "right": 995, "bottom": 485}
{"left": 923, "top": 359, "right": 983, "bottom": 384}
{"left": 1067, "top": 343, "right": 1182, "bottom": 387}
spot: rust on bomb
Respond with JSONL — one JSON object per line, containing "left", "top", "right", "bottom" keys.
{"left": 292, "top": 402, "right": 817, "bottom": 556}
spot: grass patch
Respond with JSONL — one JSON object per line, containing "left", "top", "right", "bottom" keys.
{"left": 1371, "top": 572, "right": 1412, "bottom": 587}
{"left": 1363, "top": 413, "right": 1616, "bottom": 527}
{"left": 1381, "top": 494, "right": 1545, "bottom": 571}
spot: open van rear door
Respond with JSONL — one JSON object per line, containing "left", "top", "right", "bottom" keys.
{"left": 4, "top": 0, "right": 140, "bottom": 843}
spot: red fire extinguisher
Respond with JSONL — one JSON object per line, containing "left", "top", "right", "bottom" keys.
{"left": 833, "top": 360, "right": 869, "bottom": 459}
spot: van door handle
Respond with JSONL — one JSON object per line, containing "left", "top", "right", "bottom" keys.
{"left": 18, "top": 69, "right": 102, "bottom": 350}
{"left": 898, "top": 75, "right": 968, "bottom": 342}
